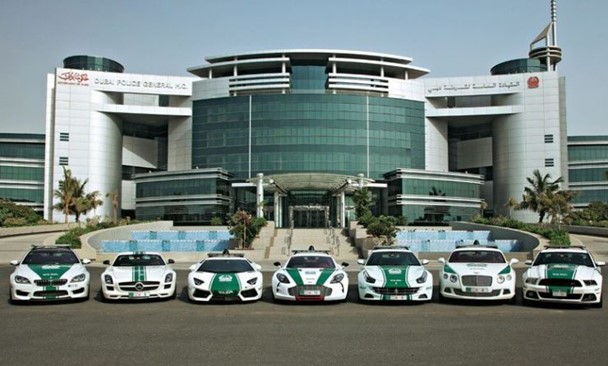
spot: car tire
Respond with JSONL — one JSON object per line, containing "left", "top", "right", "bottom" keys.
{"left": 438, "top": 292, "right": 447, "bottom": 304}
{"left": 100, "top": 290, "right": 109, "bottom": 303}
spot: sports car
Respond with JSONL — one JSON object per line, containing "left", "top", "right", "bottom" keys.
{"left": 272, "top": 246, "right": 349, "bottom": 302}
{"left": 187, "top": 250, "right": 263, "bottom": 302}
{"left": 522, "top": 245, "right": 604, "bottom": 307}
{"left": 9, "top": 245, "right": 91, "bottom": 302}
{"left": 357, "top": 247, "right": 432, "bottom": 302}
{"left": 438, "top": 245, "right": 518, "bottom": 302}
{"left": 101, "top": 251, "right": 176, "bottom": 301}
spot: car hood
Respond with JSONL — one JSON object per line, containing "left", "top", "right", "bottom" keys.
{"left": 105, "top": 266, "right": 171, "bottom": 282}
{"left": 444, "top": 262, "right": 511, "bottom": 276}
{"left": 15, "top": 264, "right": 85, "bottom": 280}
{"left": 281, "top": 267, "right": 341, "bottom": 285}
{"left": 526, "top": 263, "right": 599, "bottom": 280}
{"left": 363, "top": 265, "right": 427, "bottom": 286}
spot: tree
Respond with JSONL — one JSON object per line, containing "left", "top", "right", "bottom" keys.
{"left": 538, "top": 190, "right": 576, "bottom": 228}
{"left": 53, "top": 166, "right": 79, "bottom": 223}
{"left": 366, "top": 215, "right": 398, "bottom": 246}
{"left": 106, "top": 191, "right": 119, "bottom": 224}
{"left": 519, "top": 169, "right": 564, "bottom": 223}
{"left": 505, "top": 197, "right": 520, "bottom": 218}
{"left": 227, "top": 209, "right": 267, "bottom": 249}
{"left": 352, "top": 187, "right": 372, "bottom": 219}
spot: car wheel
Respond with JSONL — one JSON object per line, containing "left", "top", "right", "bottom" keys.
{"left": 100, "top": 290, "right": 108, "bottom": 303}
{"left": 438, "top": 292, "right": 447, "bottom": 304}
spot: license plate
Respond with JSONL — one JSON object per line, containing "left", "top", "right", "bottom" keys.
{"left": 301, "top": 290, "right": 320, "bottom": 296}
{"left": 467, "top": 287, "right": 490, "bottom": 293}
{"left": 553, "top": 290, "right": 567, "bottom": 297}
{"left": 129, "top": 292, "right": 148, "bottom": 298}
{"left": 389, "top": 295, "right": 407, "bottom": 300}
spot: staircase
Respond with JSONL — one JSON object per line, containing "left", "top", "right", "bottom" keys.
{"left": 262, "top": 227, "right": 359, "bottom": 261}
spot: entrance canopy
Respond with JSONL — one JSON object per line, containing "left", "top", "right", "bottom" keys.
{"left": 255, "top": 172, "right": 377, "bottom": 195}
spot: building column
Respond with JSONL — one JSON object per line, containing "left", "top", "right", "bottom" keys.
{"left": 274, "top": 191, "right": 281, "bottom": 227}
{"left": 256, "top": 173, "right": 264, "bottom": 217}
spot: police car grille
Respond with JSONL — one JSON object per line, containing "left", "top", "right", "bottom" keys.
{"left": 374, "top": 287, "right": 419, "bottom": 295}
{"left": 454, "top": 289, "right": 501, "bottom": 297}
{"left": 35, "top": 279, "right": 67, "bottom": 286}
{"left": 118, "top": 281, "right": 160, "bottom": 291}
{"left": 33, "top": 290, "right": 69, "bottom": 297}
{"left": 539, "top": 279, "right": 581, "bottom": 287}
{"left": 462, "top": 275, "right": 492, "bottom": 287}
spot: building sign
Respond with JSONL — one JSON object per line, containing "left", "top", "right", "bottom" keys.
{"left": 93, "top": 77, "right": 188, "bottom": 90}
{"left": 57, "top": 71, "right": 89, "bottom": 86}
{"left": 427, "top": 81, "right": 521, "bottom": 94}
{"left": 527, "top": 76, "right": 540, "bottom": 89}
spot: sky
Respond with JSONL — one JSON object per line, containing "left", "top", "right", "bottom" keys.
{"left": 1, "top": 0, "right": 606, "bottom": 136}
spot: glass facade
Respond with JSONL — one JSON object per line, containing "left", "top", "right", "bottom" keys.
{"left": 490, "top": 58, "right": 547, "bottom": 75}
{"left": 63, "top": 55, "right": 124, "bottom": 73}
{"left": 568, "top": 137, "right": 608, "bottom": 207}
{"left": 192, "top": 94, "right": 425, "bottom": 180}
{"left": 0, "top": 134, "right": 45, "bottom": 211}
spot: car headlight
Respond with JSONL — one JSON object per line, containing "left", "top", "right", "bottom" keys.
{"left": 247, "top": 277, "right": 258, "bottom": 285}
{"left": 104, "top": 275, "right": 113, "bottom": 285}
{"left": 71, "top": 273, "right": 86, "bottom": 283}
{"left": 276, "top": 273, "right": 290, "bottom": 284}
{"left": 14, "top": 275, "right": 31, "bottom": 284}
{"left": 525, "top": 277, "right": 538, "bottom": 285}
{"left": 416, "top": 271, "right": 428, "bottom": 284}
{"left": 497, "top": 275, "right": 505, "bottom": 284}
{"left": 449, "top": 274, "right": 458, "bottom": 283}
{"left": 193, "top": 278, "right": 204, "bottom": 286}
{"left": 164, "top": 273, "right": 174, "bottom": 283}
{"left": 583, "top": 280, "right": 597, "bottom": 286}
{"left": 331, "top": 273, "right": 345, "bottom": 284}
{"left": 363, "top": 270, "right": 376, "bottom": 284}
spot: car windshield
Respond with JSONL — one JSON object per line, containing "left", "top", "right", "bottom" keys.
{"left": 23, "top": 250, "right": 79, "bottom": 265}
{"left": 113, "top": 254, "right": 165, "bottom": 266}
{"left": 286, "top": 256, "right": 335, "bottom": 269}
{"left": 198, "top": 259, "right": 254, "bottom": 273}
{"left": 534, "top": 252, "right": 594, "bottom": 267}
{"left": 448, "top": 250, "right": 506, "bottom": 264}
{"left": 367, "top": 252, "right": 421, "bottom": 266}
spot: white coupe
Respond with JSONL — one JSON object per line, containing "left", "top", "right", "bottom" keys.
{"left": 522, "top": 245, "right": 604, "bottom": 307}
{"left": 187, "top": 251, "right": 263, "bottom": 302}
{"left": 438, "top": 245, "right": 518, "bottom": 302}
{"left": 272, "top": 246, "right": 349, "bottom": 302}
{"left": 9, "top": 245, "right": 91, "bottom": 303}
{"left": 357, "top": 247, "right": 432, "bottom": 302}
{"left": 101, "top": 251, "right": 176, "bottom": 301}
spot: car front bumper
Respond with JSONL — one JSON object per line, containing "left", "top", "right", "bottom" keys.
{"left": 522, "top": 283, "right": 602, "bottom": 305}
{"left": 273, "top": 282, "right": 348, "bottom": 302}
{"left": 11, "top": 281, "right": 89, "bottom": 301}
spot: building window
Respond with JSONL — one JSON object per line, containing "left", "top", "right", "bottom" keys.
{"left": 545, "top": 158, "right": 554, "bottom": 167}
{"left": 544, "top": 134, "right": 554, "bottom": 143}
{"left": 59, "top": 157, "right": 69, "bottom": 166}
{"left": 59, "top": 132, "right": 69, "bottom": 142}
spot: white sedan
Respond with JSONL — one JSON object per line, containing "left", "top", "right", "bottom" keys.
{"left": 272, "top": 246, "right": 349, "bottom": 302}
{"left": 101, "top": 252, "right": 176, "bottom": 301}
{"left": 187, "top": 251, "right": 263, "bottom": 302}
{"left": 357, "top": 247, "right": 432, "bottom": 302}
{"left": 438, "top": 245, "right": 518, "bottom": 302}
{"left": 9, "top": 245, "right": 91, "bottom": 303}
{"left": 522, "top": 245, "right": 604, "bottom": 307}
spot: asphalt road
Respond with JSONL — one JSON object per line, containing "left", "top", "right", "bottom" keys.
{"left": 2, "top": 266, "right": 607, "bottom": 366}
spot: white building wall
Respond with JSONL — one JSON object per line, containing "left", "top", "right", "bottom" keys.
{"left": 425, "top": 119, "right": 449, "bottom": 171}
{"left": 123, "top": 136, "right": 158, "bottom": 168}
{"left": 168, "top": 117, "right": 192, "bottom": 170}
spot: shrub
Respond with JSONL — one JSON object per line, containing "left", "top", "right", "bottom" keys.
{"left": 210, "top": 216, "right": 223, "bottom": 226}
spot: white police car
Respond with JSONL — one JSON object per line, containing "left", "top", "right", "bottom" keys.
{"left": 9, "top": 245, "right": 91, "bottom": 302}
{"left": 187, "top": 250, "right": 263, "bottom": 302}
{"left": 438, "top": 244, "right": 518, "bottom": 302}
{"left": 357, "top": 247, "right": 432, "bottom": 302}
{"left": 272, "top": 246, "right": 349, "bottom": 302}
{"left": 522, "top": 245, "right": 604, "bottom": 307}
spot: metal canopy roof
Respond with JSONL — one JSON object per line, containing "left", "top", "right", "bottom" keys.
{"left": 248, "top": 173, "right": 376, "bottom": 195}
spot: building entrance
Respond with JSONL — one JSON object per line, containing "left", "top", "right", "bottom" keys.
{"left": 289, "top": 205, "right": 329, "bottom": 228}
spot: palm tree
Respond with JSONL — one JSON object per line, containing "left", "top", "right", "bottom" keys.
{"left": 505, "top": 197, "right": 520, "bottom": 218}
{"left": 519, "top": 169, "right": 564, "bottom": 223}
{"left": 70, "top": 176, "right": 89, "bottom": 223}
{"left": 106, "top": 191, "right": 119, "bottom": 224}
{"left": 53, "top": 166, "right": 79, "bottom": 223}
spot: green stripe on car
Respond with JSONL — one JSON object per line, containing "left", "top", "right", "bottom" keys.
{"left": 132, "top": 266, "right": 146, "bottom": 282}
{"left": 210, "top": 273, "right": 241, "bottom": 296}
{"left": 546, "top": 263, "right": 577, "bottom": 294}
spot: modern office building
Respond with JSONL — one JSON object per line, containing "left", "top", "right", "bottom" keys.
{"left": 568, "top": 136, "right": 608, "bottom": 208}
{"left": 40, "top": 1, "right": 573, "bottom": 227}
{"left": 0, "top": 133, "right": 45, "bottom": 213}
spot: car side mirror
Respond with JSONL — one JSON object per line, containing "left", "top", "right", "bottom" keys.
{"left": 10, "top": 260, "right": 19, "bottom": 266}
{"left": 168, "top": 259, "right": 175, "bottom": 264}
{"left": 510, "top": 258, "right": 519, "bottom": 265}
{"left": 341, "top": 262, "right": 349, "bottom": 267}
{"left": 273, "top": 261, "right": 281, "bottom": 267}
{"left": 255, "top": 264, "right": 262, "bottom": 271}
{"left": 596, "top": 261, "right": 605, "bottom": 267}
{"left": 189, "top": 264, "right": 197, "bottom": 271}
{"left": 525, "top": 260, "right": 533, "bottom": 265}
{"left": 81, "top": 259, "right": 91, "bottom": 265}
{"left": 357, "top": 259, "right": 365, "bottom": 265}
{"left": 103, "top": 260, "right": 111, "bottom": 265}
{"left": 437, "top": 258, "right": 446, "bottom": 264}
{"left": 421, "top": 259, "right": 429, "bottom": 265}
